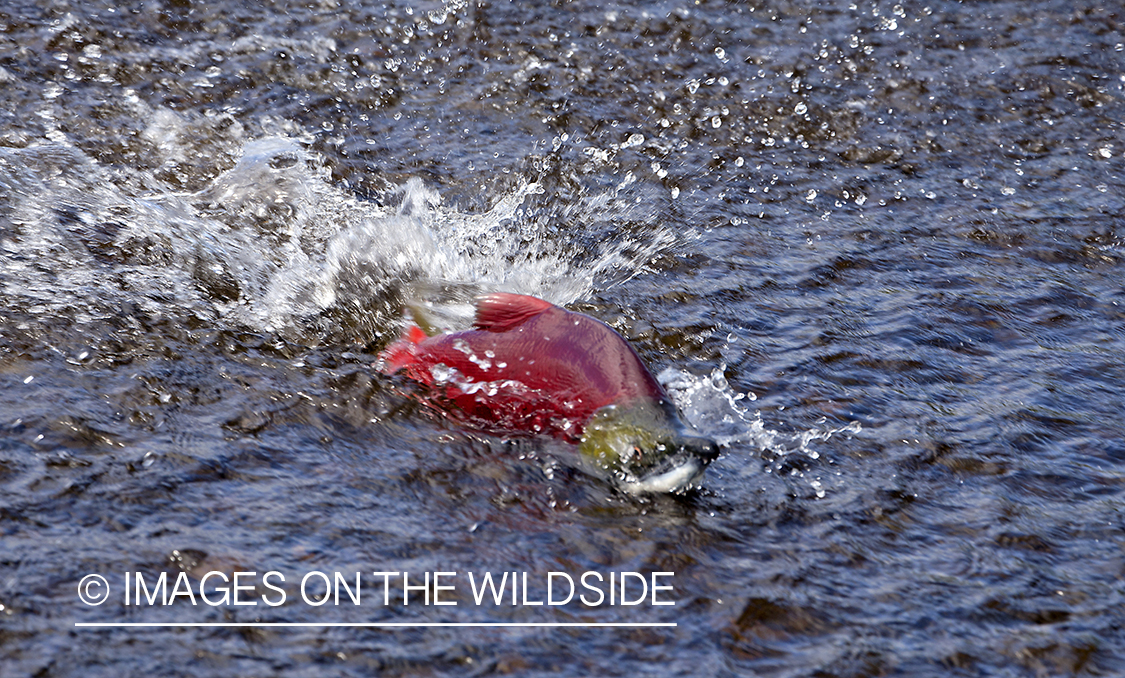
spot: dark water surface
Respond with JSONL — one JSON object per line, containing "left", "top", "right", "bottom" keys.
{"left": 2, "top": 1, "right": 1123, "bottom": 675}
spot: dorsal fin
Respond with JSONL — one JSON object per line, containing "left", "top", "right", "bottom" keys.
{"left": 473, "top": 293, "right": 556, "bottom": 332}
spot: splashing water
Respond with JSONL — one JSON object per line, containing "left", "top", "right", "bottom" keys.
{"left": 0, "top": 133, "right": 680, "bottom": 345}
{"left": 660, "top": 365, "right": 862, "bottom": 495}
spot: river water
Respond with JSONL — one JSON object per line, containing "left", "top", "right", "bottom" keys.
{"left": 1, "top": 1, "right": 1123, "bottom": 676}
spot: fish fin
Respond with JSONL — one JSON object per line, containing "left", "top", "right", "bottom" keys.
{"left": 473, "top": 293, "right": 555, "bottom": 332}
{"left": 404, "top": 324, "right": 428, "bottom": 343}
{"left": 404, "top": 301, "right": 442, "bottom": 337}
{"left": 377, "top": 324, "right": 428, "bottom": 374}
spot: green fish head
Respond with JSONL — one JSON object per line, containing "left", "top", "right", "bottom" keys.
{"left": 578, "top": 400, "right": 719, "bottom": 494}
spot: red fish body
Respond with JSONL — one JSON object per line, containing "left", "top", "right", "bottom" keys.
{"left": 379, "top": 293, "right": 670, "bottom": 441}
{"left": 379, "top": 293, "right": 718, "bottom": 492}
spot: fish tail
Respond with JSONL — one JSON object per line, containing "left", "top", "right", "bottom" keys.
{"left": 377, "top": 324, "right": 428, "bottom": 374}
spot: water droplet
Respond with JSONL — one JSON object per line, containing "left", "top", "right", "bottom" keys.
{"left": 670, "top": 187, "right": 680, "bottom": 199}
{"left": 805, "top": 190, "right": 817, "bottom": 202}
{"left": 794, "top": 102, "right": 808, "bottom": 115}
{"left": 711, "top": 116, "right": 722, "bottom": 128}
{"left": 623, "top": 133, "right": 644, "bottom": 148}
{"left": 714, "top": 47, "right": 726, "bottom": 60}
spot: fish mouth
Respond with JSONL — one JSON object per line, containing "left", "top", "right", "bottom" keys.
{"left": 614, "top": 436, "right": 718, "bottom": 494}
{"left": 616, "top": 454, "right": 708, "bottom": 494}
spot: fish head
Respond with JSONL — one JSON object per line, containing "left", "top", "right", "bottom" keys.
{"left": 578, "top": 401, "right": 719, "bottom": 494}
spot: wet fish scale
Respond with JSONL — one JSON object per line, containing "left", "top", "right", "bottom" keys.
{"left": 380, "top": 293, "right": 667, "bottom": 442}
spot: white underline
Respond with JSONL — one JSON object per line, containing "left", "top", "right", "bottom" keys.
{"left": 75, "top": 622, "right": 676, "bottom": 628}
